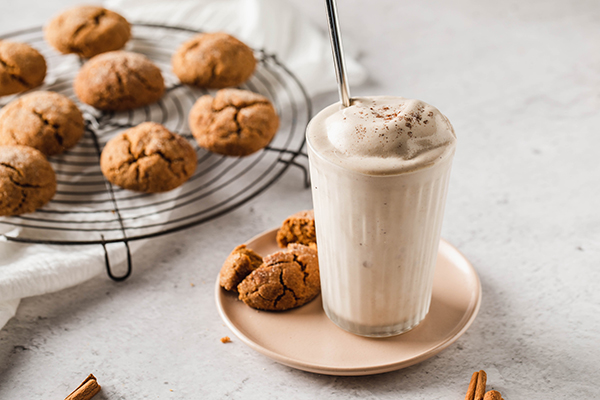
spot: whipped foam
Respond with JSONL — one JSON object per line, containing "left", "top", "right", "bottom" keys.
{"left": 307, "top": 96, "right": 456, "bottom": 175}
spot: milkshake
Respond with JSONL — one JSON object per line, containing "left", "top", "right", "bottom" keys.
{"left": 307, "top": 96, "right": 456, "bottom": 337}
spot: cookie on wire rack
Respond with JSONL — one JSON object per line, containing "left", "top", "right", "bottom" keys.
{"left": 0, "top": 145, "right": 56, "bottom": 216}
{"left": 100, "top": 122, "right": 197, "bottom": 193}
{"left": 45, "top": 5, "right": 131, "bottom": 58}
{"left": 0, "top": 91, "right": 84, "bottom": 156}
{"left": 172, "top": 32, "right": 256, "bottom": 89}
{"left": 74, "top": 51, "right": 165, "bottom": 111}
{"left": 0, "top": 40, "right": 46, "bottom": 96}
{"left": 189, "top": 88, "right": 279, "bottom": 157}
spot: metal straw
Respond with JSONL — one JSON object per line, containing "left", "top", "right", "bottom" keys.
{"left": 325, "top": 0, "right": 352, "bottom": 107}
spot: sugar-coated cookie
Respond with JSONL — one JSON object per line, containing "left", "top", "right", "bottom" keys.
{"left": 172, "top": 32, "right": 255, "bottom": 89}
{"left": 188, "top": 88, "right": 279, "bottom": 156}
{"left": 100, "top": 122, "right": 197, "bottom": 193}
{"left": 0, "top": 40, "right": 46, "bottom": 96}
{"left": 276, "top": 209, "right": 316, "bottom": 248}
{"left": 0, "top": 145, "right": 56, "bottom": 216}
{"left": 238, "top": 244, "right": 320, "bottom": 311}
{"left": 0, "top": 91, "right": 84, "bottom": 156}
{"left": 45, "top": 6, "right": 131, "bottom": 58}
{"left": 219, "top": 244, "right": 263, "bottom": 292}
{"left": 74, "top": 51, "right": 165, "bottom": 111}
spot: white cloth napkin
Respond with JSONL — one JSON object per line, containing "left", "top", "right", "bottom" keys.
{"left": 0, "top": 0, "right": 367, "bottom": 330}
{"left": 105, "top": 0, "right": 367, "bottom": 97}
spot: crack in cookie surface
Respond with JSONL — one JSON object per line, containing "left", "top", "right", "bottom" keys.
{"left": 75, "top": 52, "right": 164, "bottom": 111}
{"left": 0, "top": 146, "right": 56, "bottom": 216}
{"left": 189, "top": 89, "right": 279, "bottom": 156}
{"left": 238, "top": 245, "right": 319, "bottom": 311}
{"left": 0, "top": 56, "right": 31, "bottom": 88}
{"left": 0, "top": 92, "right": 83, "bottom": 155}
{"left": 100, "top": 123, "right": 196, "bottom": 193}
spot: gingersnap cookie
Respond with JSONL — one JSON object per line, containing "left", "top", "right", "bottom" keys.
{"left": 189, "top": 88, "right": 279, "bottom": 156}
{"left": 219, "top": 244, "right": 263, "bottom": 292}
{"left": 45, "top": 6, "right": 131, "bottom": 58}
{"left": 238, "top": 243, "right": 320, "bottom": 311}
{"left": 74, "top": 51, "right": 165, "bottom": 111}
{"left": 172, "top": 32, "right": 256, "bottom": 88}
{"left": 0, "top": 91, "right": 84, "bottom": 156}
{"left": 0, "top": 145, "right": 56, "bottom": 216}
{"left": 100, "top": 122, "right": 197, "bottom": 193}
{"left": 276, "top": 209, "right": 316, "bottom": 248}
{"left": 0, "top": 41, "right": 46, "bottom": 96}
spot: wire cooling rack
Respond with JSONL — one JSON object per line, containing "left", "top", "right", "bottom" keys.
{"left": 0, "top": 24, "right": 312, "bottom": 280}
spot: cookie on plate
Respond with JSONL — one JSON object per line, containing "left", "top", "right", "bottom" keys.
{"left": 0, "top": 91, "right": 84, "bottom": 156}
{"left": 0, "top": 145, "right": 56, "bottom": 216}
{"left": 74, "top": 51, "right": 165, "bottom": 111}
{"left": 45, "top": 5, "right": 131, "bottom": 58}
{"left": 276, "top": 209, "right": 316, "bottom": 248}
{"left": 172, "top": 32, "right": 255, "bottom": 88}
{"left": 238, "top": 244, "right": 320, "bottom": 311}
{"left": 100, "top": 122, "right": 197, "bottom": 193}
{"left": 0, "top": 40, "right": 46, "bottom": 96}
{"left": 219, "top": 244, "right": 263, "bottom": 292}
{"left": 188, "top": 88, "right": 279, "bottom": 156}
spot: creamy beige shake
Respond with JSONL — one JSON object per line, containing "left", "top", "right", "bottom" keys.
{"left": 307, "top": 96, "right": 456, "bottom": 337}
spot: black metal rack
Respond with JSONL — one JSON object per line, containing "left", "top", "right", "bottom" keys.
{"left": 0, "top": 24, "right": 312, "bottom": 281}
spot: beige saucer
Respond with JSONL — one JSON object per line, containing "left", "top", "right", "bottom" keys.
{"left": 215, "top": 228, "right": 481, "bottom": 376}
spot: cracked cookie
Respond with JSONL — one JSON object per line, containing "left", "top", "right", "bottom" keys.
{"left": 100, "top": 122, "right": 197, "bottom": 193}
{"left": 74, "top": 51, "right": 165, "bottom": 111}
{"left": 45, "top": 5, "right": 131, "bottom": 58}
{"left": 189, "top": 88, "right": 279, "bottom": 156}
{"left": 0, "top": 145, "right": 56, "bottom": 216}
{"left": 276, "top": 209, "right": 316, "bottom": 248}
{"left": 0, "top": 40, "right": 46, "bottom": 96}
{"left": 238, "top": 243, "right": 320, "bottom": 311}
{"left": 219, "top": 244, "right": 263, "bottom": 292}
{"left": 172, "top": 32, "right": 256, "bottom": 89}
{"left": 0, "top": 91, "right": 84, "bottom": 156}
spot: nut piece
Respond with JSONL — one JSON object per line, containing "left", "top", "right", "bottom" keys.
{"left": 74, "top": 51, "right": 165, "bottom": 111}
{"left": 0, "top": 91, "right": 84, "bottom": 156}
{"left": 100, "top": 122, "right": 197, "bottom": 193}
{"left": 0, "top": 145, "right": 56, "bottom": 216}
{"left": 189, "top": 88, "right": 279, "bottom": 156}
{"left": 276, "top": 209, "right": 316, "bottom": 248}
{"left": 45, "top": 6, "right": 131, "bottom": 58}
{"left": 172, "top": 32, "right": 256, "bottom": 88}
{"left": 483, "top": 391, "right": 503, "bottom": 400}
{"left": 238, "top": 244, "right": 320, "bottom": 311}
{"left": 219, "top": 244, "right": 263, "bottom": 292}
{"left": 0, "top": 40, "right": 46, "bottom": 96}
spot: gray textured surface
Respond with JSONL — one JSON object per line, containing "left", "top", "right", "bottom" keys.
{"left": 1, "top": 0, "right": 600, "bottom": 398}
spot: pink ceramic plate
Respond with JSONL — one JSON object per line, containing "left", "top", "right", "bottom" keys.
{"left": 215, "top": 228, "right": 481, "bottom": 376}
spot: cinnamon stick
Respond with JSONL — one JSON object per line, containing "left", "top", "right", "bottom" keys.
{"left": 465, "top": 370, "right": 487, "bottom": 400}
{"left": 483, "top": 390, "right": 503, "bottom": 400}
{"left": 475, "top": 370, "right": 487, "bottom": 400}
{"left": 464, "top": 371, "right": 479, "bottom": 400}
{"left": 64, "top": 374, "right": 101, "bottom": 400}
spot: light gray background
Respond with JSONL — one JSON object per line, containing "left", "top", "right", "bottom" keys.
{"left": 1, "top": 0, "right": 599, "bottom": 398}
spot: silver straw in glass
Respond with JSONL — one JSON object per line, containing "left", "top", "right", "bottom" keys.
{"left": 325, "top": 0, "right": 352, "bottom": 107}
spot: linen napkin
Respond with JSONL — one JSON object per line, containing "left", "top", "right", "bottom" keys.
{"left": 105, "top": 0, "right": 367, "bottom": 97}
{"left": 0, "top": 0, "right": 367, "bottom": 330}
